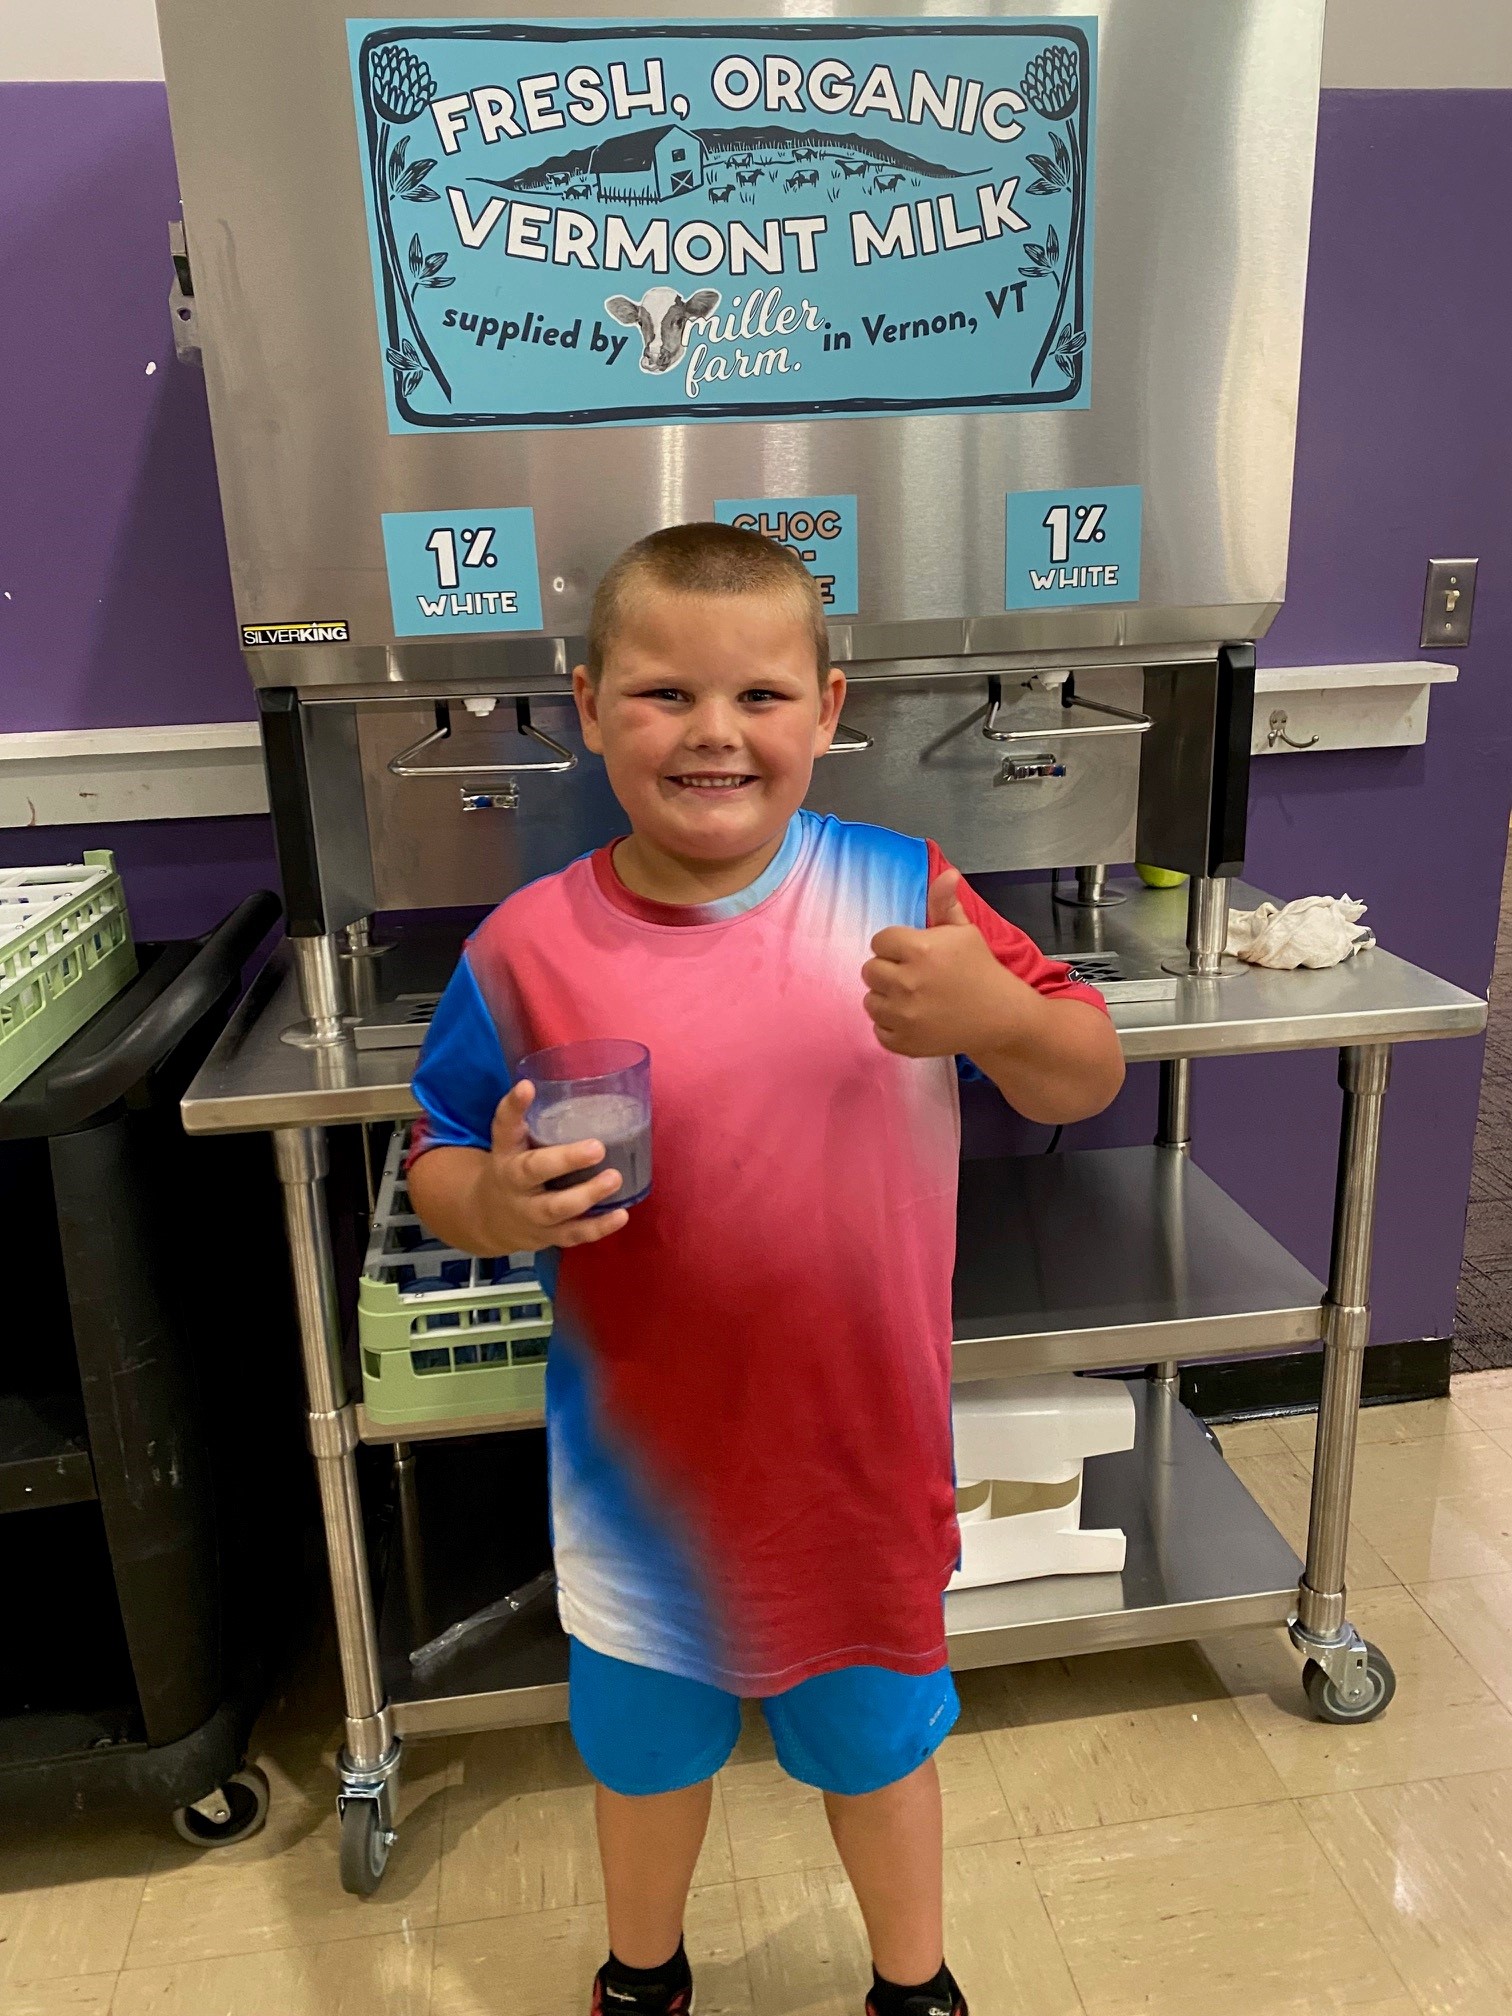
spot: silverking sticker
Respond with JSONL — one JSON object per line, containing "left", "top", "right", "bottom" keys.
{"left": 240, "top": 620, "right": 352, "bottom": 647}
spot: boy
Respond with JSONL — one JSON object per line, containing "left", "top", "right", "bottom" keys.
{"left": 408, "top": 523, "right": 1124, "bottom": 2016}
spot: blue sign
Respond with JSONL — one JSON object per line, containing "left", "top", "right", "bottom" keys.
{"left": 1005, "top": 485, "right": 1142, "bottom": 609}
{"left": 382, "top": 506, "right": 544, "bottom": 635}
{"left": 348, "top": 19, "right": 1097, "bottom": 433}
{"left": 714, "top": 496, "right": 859, "bottom": 614}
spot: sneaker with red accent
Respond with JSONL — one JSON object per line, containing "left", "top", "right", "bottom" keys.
{"left": 590, "top": 1966, "right": 694, "bottom": 2015}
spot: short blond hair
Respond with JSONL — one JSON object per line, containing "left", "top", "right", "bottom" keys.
{"left": 586, "top": 521, "right": 831, "bottom": 682}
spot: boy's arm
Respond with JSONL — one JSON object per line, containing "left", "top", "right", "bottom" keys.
{"left": 861, "top": 864, "right": 1125, "bottom": 1126}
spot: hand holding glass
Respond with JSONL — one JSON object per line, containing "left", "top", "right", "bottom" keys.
{"left": 518, "top": 1039, "right": 653, "bottom": 1215}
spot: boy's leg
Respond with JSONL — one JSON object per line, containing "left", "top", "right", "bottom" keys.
{"left": 568, "top": 1638, "right": 742, "bottom": 1985}
{"left": 597, "top": 1779, "right": 714, "bottom": 1967}
{"left": 765, "top": 1661, "right": 963, "bottom": 2006}
{"left": 823, "top": 1758, "right": 944, "bottom": 1986}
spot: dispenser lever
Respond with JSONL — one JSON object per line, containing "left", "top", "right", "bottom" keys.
{"left": 388, "top": 698, "right": 578, "bottom": 779}
{"left": 983, "top": 674, "right": 1151, "bottom": 744}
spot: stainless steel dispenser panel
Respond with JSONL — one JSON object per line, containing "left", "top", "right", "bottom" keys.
{"left": 358, "top": 696, "right": 626, "bottom": 910}
{"left": 356, "top": 664, "right": 1140, "bottom": 905}
{"left": 155, "top": 0, "right": 1327, "bottom": 688}
{"left": 805, "top": 667, "right": 1141, "bottom": 870}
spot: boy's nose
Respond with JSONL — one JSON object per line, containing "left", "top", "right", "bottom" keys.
{"left": 685, "top": 701, "right": 741, "bottom": 748}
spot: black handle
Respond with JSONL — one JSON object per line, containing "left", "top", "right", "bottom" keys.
{"left": 43, "top": 890, "right": 282, "bottom": 1111}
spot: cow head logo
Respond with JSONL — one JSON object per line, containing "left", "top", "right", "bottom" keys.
{"left": 605, "top": 287, "right": 721, "bottom": 374}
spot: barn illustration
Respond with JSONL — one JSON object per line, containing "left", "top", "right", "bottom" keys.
{"left": 590, "top": 124, "right": 705, "bottom": 201}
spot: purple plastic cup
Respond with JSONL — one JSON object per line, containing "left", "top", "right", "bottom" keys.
{"left": 518, "top": 1038, "right": 652, "bottom": 1214}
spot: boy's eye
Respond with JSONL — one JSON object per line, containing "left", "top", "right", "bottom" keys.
{"left": 741, "top": 688, "right": 787, "bottom": 705}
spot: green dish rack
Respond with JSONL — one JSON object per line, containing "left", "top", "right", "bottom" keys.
{"left": 358, "top": 1127, "right": 553, "bottom": 1429}
{"left": 0, "top": 852, "right": 137, "bottom": 1104}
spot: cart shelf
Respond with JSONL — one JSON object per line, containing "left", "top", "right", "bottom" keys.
{"left": 179, "top": 887, "right": 1490, "bottom": 1137}
{"left": 386, "top": 1611, "right": 568, "bottom": 1739}
{"left": 377, "top": 1432, "right": 566, "bottom": 1738}
{"left": 954, "top": 1146, "right": 1326, "bottom": 1380}
{"left": 357, "top": 1401, "right": 544, "bottom": 1444}
{"left": 944, "top": 1381, "right": 1301, "bottom": 1666}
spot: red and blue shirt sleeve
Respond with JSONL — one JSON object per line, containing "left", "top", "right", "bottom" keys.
{"left": 408, "top": 952, "right": 512, "bottom": 1164}
{"left": 926, "top": 839, "right": 1110, "bottom": 1012}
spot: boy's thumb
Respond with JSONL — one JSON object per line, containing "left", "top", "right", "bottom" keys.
{"left": 928, "top": 870, "right": 969, "bottom": 929}
{"left": 491, "top": 1079, "right": 533, "bottom": 1153}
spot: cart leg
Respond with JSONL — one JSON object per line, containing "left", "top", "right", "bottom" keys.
{"left": 394, "top": 1441, "right": 431, "bottom": 1645}
{"left": 1152, "top": 1060, "right": 1193, "bottom": 1393}
{"left": 1290, "top": 1045, "right": 1397, "bottom": 1720}
{"left": 273, "top": 1128, "right": 401, "bottom": 1885}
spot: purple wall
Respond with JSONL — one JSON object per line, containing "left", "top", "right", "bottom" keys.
{"left": 0, "top": 85, "right": 250, "bottom": 735}
{"left": 0, "top": 83, "right": 272, "bottom": 938}
{"left": 1207, "top": 90, "right": 1512, "bottom": 1341}
{"left": 1, "top": 817, "right": 279, "bottom": 943}
{"left": 2, "top": 83, "right": 1510, "bottom": 1344}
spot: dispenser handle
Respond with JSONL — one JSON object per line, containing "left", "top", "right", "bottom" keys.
{"left": 982, "top": 675, "right": 1152, "bottom": 744}
{"left": 994, "top": 754, "right": 1068, "bottom": 786}
{"left": 388, "top": 699, "right": 577, "bottom": 779}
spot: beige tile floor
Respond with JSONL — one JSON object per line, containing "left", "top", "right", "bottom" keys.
{"left": 12, "top": 1373, "right": 1512, "bottom": 2015}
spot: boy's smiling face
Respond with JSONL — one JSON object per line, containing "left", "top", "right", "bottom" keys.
{"left": 574, "top": 589, "right": 845, "bottom": 883}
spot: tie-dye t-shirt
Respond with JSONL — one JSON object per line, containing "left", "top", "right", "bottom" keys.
{"left": 409, "top": 811, "right": 1104, "bottom": 1696}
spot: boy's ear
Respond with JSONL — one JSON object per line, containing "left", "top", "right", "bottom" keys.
{"left": 813, "top": 667, "right": 848, "bottom": 754}
{"left": 572, "top": 664, "right": 604, "bottom": 754}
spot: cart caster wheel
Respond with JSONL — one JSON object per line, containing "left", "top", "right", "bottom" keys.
{"left": 171, "top": 1766, "right": 270, "bottom": 1848}
{"left": 339, "top": 1797, "right": 393, "bottom": 1896}
{"left": 1303, "top": 1643, "right": 1397, "bottom": 1724}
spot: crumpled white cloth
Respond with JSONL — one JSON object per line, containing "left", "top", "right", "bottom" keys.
{"left": 1226, "top": 895, "right": 1375, "bottom": 970}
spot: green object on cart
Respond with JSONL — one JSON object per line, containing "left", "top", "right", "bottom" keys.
{"left": 1136, "top": 863, "right": 1189, "bottom": 890}
{"left": 0, "top": 851, "right": 138, "bottom": 1104}
{"left": 358, "top": 1129, "right": 554, "bottom": 1428}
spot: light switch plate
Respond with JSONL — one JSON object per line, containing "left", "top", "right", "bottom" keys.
{"left": 1422, "top": 558, "right": 1478, "bottom": 649}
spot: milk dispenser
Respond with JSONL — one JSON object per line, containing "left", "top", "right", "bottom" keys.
{"left": 156, "top": 0, "right": 1326, "bottom": 1027}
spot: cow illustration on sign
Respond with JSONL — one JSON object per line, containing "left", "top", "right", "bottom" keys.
{"left": 606, "top": 288, "right": 721, "bottom": 374}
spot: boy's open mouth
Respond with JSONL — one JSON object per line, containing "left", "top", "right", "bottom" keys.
{"left": 665, "top": 773, "right": 759, "bottom": 792}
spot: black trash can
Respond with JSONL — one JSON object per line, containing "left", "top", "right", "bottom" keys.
{"left": 0, "top": 890, "right": 308, "bottom": 1846}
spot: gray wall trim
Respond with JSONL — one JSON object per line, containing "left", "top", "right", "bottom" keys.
{"left": 1324, "top": 0, "right": 1512, "bottom": 90}
{"left": 3, "top": 2, "right": 164, "bottom": 83}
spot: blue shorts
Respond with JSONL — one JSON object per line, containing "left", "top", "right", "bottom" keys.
{"left": 568, "top": 1638, "right": 960, "bottom": 1797}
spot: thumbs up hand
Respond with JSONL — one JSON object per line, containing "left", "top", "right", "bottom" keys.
{"left": 926, "top": 867, "right": 971, "bottom": 929}
{"left": 862, "top": 870, "right": 1026, "bottom": 1059}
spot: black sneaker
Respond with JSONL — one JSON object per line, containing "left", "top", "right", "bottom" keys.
{"left": 864, "top": 1980, "right": 967, "bottom": 2016}
{"left": 590, "top": 1966, "right": 693, "bottom": 2015}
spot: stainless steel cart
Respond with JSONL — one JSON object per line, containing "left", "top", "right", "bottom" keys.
{"left": 181, "top": 874, "right": 1485, "bottom": 1893}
